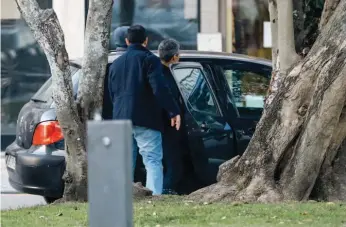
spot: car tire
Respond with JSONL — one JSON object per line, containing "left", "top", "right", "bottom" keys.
{"left": 44, "top": 196, "right": 59, "bottom": 204}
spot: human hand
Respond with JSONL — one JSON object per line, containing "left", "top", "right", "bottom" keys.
{"left": 171, "top": 115, "right": 181, "bottom": 130}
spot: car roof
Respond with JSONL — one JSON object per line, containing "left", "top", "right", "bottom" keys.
{"left": 70, "top": 50, "right": 272, "bottom": 67}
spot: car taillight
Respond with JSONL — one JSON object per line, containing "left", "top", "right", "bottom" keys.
{"left": 32, "top": 121, "right": 64, "bottom": 145}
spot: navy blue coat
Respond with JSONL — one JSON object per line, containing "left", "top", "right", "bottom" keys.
{"left": 108, "top": 44, "right": 180, "bottom": 132}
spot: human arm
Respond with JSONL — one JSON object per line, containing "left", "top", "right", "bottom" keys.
{"left": 145, "top": 55, "right": 181, "bottom": 129}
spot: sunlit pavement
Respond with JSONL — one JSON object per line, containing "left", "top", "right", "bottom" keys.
{"left": 1, "top": 153, "right": 46, "bottom": 210}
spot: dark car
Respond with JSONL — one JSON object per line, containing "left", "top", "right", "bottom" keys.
{"left": 5, "top": 50, "right": 271, "bottom": 203}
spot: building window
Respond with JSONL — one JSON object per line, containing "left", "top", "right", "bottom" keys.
{"left": 110, "top": 0, "right": 199, "bottom": 50}
{"left": 232, "top": 0, "right": 271, "bottom": 59}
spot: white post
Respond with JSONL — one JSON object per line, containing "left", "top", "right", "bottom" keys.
{"left": 88, "top": 120, "right": 133, "bottom": 227}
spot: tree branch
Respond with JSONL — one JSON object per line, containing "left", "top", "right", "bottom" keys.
{"left": 76, "top": 0, "right": 113, "bottom": 122}
{"left": 15, "top": 0, "right": 81, "bottom": 134}
{"left": 16, "top": 0, "right": 88, "bottom": 201}
{"left": 269, "top": 0, "right": 278, "bottom": 70}
{"left": 277, "top": 0, "right": 300, "bottom": 73}
{"left": 265, "top": 0, "right": 279, "bottom": 107}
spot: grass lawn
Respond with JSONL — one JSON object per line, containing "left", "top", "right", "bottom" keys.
{"left": 1, "top": 196, "right": 346, "bottom": 227}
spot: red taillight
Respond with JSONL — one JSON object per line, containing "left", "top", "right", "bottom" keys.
{"left": 32, "top": 121, "right": 64, "bottom": 145}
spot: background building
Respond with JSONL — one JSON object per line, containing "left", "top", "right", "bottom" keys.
{"left": 1, "top": 0, "right": 271, "bottom": 149}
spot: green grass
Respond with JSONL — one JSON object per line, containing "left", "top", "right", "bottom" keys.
{"left": 1, "top": 196, "right": 346, "bottom": 227}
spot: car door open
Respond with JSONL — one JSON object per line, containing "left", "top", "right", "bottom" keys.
{"left": 169, "top": 62, "right": 236, "bottom": 185}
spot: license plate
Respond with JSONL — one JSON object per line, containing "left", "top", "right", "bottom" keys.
{"left": 6, "top": 155, "right": 16, "bottom": 170}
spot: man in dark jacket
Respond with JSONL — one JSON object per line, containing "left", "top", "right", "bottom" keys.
{"left": 103, "top": 26, "right": 129, "bottom": 120}
{"left": 158, "top": 39, "right": 185, "bottom": 195}
{"left": 108, "top": 25, "right": 181, "bottom": 195}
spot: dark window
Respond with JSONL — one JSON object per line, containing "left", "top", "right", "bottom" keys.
{"left": 173, "top": 67, "right": 220, "bottom": 124}
{"left": 31, "top": 65, "right": 80, "bottom": 103}
{"left": 1, "top": 2, "right": 52, "bottom": 134}
{"left": 110, "top": 0, "right": 199, "bottom": 50}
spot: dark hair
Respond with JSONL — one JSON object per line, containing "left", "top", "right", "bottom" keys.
{"left": 127, "top": 25, "right": 147, "bottom": 44}
{"left": 158, "top": 38, "right": 180, "bottom": 62}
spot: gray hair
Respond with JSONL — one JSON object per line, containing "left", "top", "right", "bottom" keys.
{"left": 158, "top": 38, "right": 180, "bottom": 62}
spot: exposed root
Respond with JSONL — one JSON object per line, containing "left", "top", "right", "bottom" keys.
{"left": 188, "top": 183, "right": 238, "bottom": 203}
{"left": 133, "top": 182, "right": 153, "bottom": 198}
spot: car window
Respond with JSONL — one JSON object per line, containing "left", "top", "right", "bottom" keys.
{"left": 173, "top": 67, "right": 219, "bottom": 117}
{"left": 31, "top": 65, "right": 80, "bottom": 102}
{"left": 221, "top": 62, "right": 270, "bottom": 109}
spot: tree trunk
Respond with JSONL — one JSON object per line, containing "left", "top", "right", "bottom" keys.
{"left": 15, "top": 0, "right": 86, "bottom": 201}
{"left": 189, "top": 0, "right": 346, "bottom": 203}
{"left": 265, "top": 0, "right": 300, "bottom": 107}
{"left": 277, "top": 0, "right": 300, "bottom": 73}
{"left": 61, "top": 0, "right": 114, "bottom": 202}
{"left": 319, "top": 0, "right": 341, "bottom": 29}
{"left": 265, "top": 0, "right": 279, "bottom": 107}
{"left": 16, "top": 0, "right": 155, "bottom": 202}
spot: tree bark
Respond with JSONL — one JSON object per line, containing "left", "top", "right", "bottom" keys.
{"left": 277, "top": 0, "right": 300, "bottom": 73}
{"left": 15, "top": 0, "right": 86, "bottom": 201}
{"left": 189, "top": 0, "right": 346, "bottom": 203}
{"left": 16, "top": 0, "right": 155, "bottom": 202}
{"left": 266, "top": 0, "right": 300, "bottom": 107}
{"left": 265, "top": 0, "right": 279, "bottom": 107}
{"left": 320, "top": 0, "right": 341, "bottom": 29}
{"left": 61, "top": 0, "right": 114, "bottom": 202}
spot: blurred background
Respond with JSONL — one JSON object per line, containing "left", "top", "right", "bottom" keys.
{"left": 1, "top": 0, "right": 272, "bottom": 149}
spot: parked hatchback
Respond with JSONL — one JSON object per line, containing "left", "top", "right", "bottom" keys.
{"left": 5, "top": 50, "right": 271, "bottom": 203}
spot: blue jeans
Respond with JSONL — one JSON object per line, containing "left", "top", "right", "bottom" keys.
{"left": 132, "top": 126, "right": 163, "bottom": 195}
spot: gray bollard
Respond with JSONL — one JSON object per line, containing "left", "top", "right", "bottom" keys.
{"left": 88, "top": 120, "right": 133, "bottom": 227}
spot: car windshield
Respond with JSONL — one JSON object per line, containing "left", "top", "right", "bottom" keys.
{"left": 31, "top": 65, "right": 80, "bottom": 103}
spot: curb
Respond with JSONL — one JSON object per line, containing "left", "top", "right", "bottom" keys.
{"left": 1, "top": 191, "right": 23, "bottom": 195}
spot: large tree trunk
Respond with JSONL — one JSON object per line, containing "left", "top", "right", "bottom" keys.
{"left": 189, "top": 0, "right": 346, "bottom": 203}
{"left": 17, "top": 0, "right": 154, "bottom": 201}
{"left": 15, "top": 0, "right": 86, "bottom": 201}
{"left": 265, "top": 0, "right": 300, "bottom": 107}
{"left": 61, "top": 0, "right": 114, "bottom": 202}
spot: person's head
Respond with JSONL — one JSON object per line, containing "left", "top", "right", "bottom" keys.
{"left": 158, "top": 38, "right": 180, "bottom": 65}
{"left": 111, "top": 26, "right": 129, "bottom": 49}
{"left": 125, "top": 25, "right": 148, "bottom": 47}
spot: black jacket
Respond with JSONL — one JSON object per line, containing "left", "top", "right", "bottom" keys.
{"left": 161, "top": 65, "right": 183, "bottom": 130}
{"left": 108, "top": 44, "right": 180, "bottom": 132}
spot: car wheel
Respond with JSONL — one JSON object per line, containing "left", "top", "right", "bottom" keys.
{"left": 44, "top": 196, "right": 59, "bottom": 204}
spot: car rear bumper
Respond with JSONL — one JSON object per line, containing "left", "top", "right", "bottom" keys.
{"left": 5, "top": 143, "right": 66, "bottom": 198}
